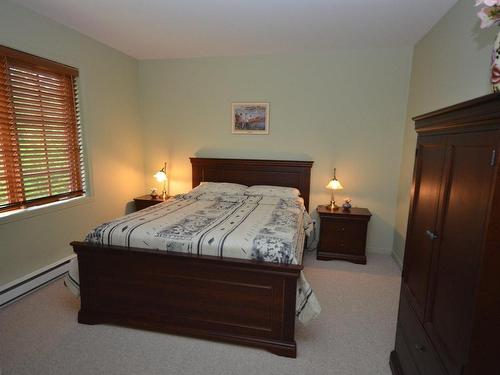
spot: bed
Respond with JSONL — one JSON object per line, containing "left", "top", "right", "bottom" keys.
{"left": 69, "top": 157, "right": 316, "bottom": 357}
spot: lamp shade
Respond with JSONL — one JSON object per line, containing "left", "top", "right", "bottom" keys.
{"left": 154, "top": 162, "right": 168, "bottom": 182}
{"left": 326, "top": 178, "right": 343, "bottom": 190}
{"left": 154, "top": 170, "right": 167, "bottom": 182}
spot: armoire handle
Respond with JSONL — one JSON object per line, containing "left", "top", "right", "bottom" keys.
{"left": 426, "top": 230, "right": 438, "bottom": 240}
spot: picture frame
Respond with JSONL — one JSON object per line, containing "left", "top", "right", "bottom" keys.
{"left": 231, "top": 102, "right": 269, "bottom": 135}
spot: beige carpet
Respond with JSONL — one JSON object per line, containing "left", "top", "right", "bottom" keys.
{"left": 0, "top": 252, "right": 401, "bottom": 375}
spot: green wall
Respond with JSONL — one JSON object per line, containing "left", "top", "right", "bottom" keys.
{"left": 139, "top": 49, "right": 413, "bottom": 255}
{"left": 392, "top": 0, "right": 498, "bottom": 265}
{"left": 0, "top": 1, "right": 145, "bottom": 285}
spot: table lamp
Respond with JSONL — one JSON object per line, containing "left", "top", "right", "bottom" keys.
{"left": 326, "top": 168, "right": 343, "bottom": 210}
{"left": 154, "top": 162, "right": 168, "bottom": 200}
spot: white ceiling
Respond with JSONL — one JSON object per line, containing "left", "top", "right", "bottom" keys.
{"left": 11, "top": 0, "right": 458, "bottom": 60}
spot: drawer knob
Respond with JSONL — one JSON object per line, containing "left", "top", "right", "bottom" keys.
{"left": 414, "top": 344, "right": 426, "bottom": 352}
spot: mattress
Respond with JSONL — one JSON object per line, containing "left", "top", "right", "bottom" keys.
{"left": 66, "top": 191, "right": 321, "bottom": 323}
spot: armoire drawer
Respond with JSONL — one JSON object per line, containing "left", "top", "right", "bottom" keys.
{"left": 398, "top": 291, "right": 447, "bottom": 375}
{"left": 394, "top": 327, "right": 420, "bottom": 375}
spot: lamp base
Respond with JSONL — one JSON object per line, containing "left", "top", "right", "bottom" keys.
{"left": 327, "top": 201, "right": 339, "bottom": 211}
{"left": 161, "top": 190, "right": 168, "bottom": 201}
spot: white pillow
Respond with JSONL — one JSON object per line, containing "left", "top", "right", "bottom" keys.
{"left": 244, "top": 185, "right": 300, "bottom": 198}
{"left": 191, "top": 182, "right": 248, "bottom": 195}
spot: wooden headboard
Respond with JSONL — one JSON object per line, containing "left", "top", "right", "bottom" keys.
{"left": 190, "top": 157, "right": 314, "bottom": 210}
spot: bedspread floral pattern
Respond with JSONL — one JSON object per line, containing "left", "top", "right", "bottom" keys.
{"left": 251, "top": 236, "right": 293, "bottom": 263}
{"left": 84, "top": 221, "right": 111, "bottom": 243}
{"left": 251, "top": 198, "right": 300, "bottom": 263}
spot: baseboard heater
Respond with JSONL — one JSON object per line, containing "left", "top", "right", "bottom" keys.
{"left": 0, "top": 255, "right": 75, "bottom": 308}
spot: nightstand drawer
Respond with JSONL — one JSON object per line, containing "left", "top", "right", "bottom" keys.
{"left": 134, "top": 195, "right": 166, "bottom": 211}
{"left": 319, "top": 219, "right": 367, "bottom": 254}
{"left": 135, "top": 200, "right": 160, "bottom": 211}
{"left": 325, "top": 221, "right": 351, "bottom": 233}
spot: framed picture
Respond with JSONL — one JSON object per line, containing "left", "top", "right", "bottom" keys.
{"left": 231, "top": 102, "right": 269, "bottom": 135}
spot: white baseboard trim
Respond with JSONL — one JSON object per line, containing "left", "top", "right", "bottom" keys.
{"left": 0, "top": 254, "right": 76, "bottom": 308}
{"left": 391, "top": 251, "right": 404, "bottom": 270}
{"left": 366, "top": 246, "right": 391, "bottom": 255}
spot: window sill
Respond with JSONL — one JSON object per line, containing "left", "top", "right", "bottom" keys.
{"left": 0, "top": 195, "right": 94, "bottom": 225}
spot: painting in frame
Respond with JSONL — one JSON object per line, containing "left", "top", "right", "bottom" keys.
{"left": 231, "top": 102, "right": 269, "bottom": 135}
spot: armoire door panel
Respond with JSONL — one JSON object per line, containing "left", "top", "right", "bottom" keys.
{"left": 425, "top": 131, "right": 499, "bottom": 375}
{"left": 403, "top": 136, "right": 447, "bottom": 320}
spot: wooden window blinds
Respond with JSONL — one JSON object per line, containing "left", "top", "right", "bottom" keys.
{"left": 0, "top": 45, "right": 84, "bottom": 213}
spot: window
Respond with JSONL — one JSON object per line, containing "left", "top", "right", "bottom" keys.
{"left": 0, "top": 46, "right": 84, "bottom": 213}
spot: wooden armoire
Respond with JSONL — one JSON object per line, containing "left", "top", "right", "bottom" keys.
{"left": 390, "top": 94, "right": 500, "bottom": 375}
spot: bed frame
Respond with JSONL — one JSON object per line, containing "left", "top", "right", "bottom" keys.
{"left": 71, "top": 158, "right": 313, "bottom": 357}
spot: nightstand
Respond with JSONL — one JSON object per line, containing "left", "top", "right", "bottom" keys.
{"left": 316, "top": 205, "right": 371, "bottom": 264}
{"left": 133, "top": 194, "right": 167, "bottom": 211}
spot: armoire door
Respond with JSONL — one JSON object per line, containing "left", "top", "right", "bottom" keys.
{"left": 403, "top": 135, "right": 447, "bottom": 320}
{"left": 424, "top": 130, "right": 499, "bottom": 375}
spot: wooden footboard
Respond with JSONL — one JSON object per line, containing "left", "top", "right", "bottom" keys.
{"left": 71, "top": 241, "right": 302, "bottom": 357}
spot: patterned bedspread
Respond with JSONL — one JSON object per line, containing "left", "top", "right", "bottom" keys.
{"left": 66, "top": 191, "right": 321, "bottom": 323}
